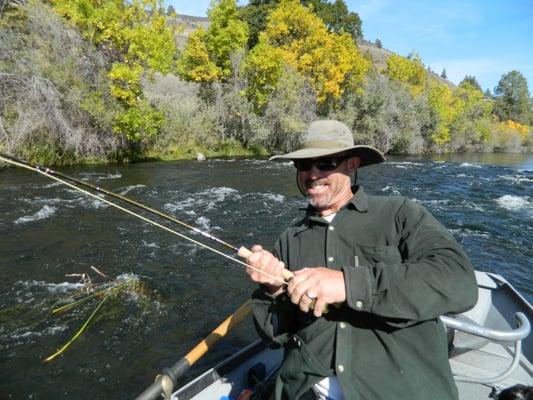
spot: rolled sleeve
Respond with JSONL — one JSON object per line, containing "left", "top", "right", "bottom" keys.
{"left": 342, "top": 264, "right": 373, "bottom": 312}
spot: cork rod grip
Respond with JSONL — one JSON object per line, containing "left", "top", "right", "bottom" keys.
{"left": 238, "top": 246, "right": 294, "bottom": 281}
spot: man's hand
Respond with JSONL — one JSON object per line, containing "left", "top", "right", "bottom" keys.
{"left": 245, "top": 245, "right": 286, "bottom": 296}
{"left": 288, "top": 268, "right": 346, "bottom": 317}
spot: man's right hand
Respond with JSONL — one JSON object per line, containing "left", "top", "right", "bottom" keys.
{"left": 245, "top": 245, "right": 286, "bottom": 295}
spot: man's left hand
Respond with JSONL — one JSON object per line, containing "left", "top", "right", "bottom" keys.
{"left": 287, "top": 268, "right": 346, "bottom": 317}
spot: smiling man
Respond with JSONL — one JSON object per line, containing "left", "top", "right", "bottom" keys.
{"left": 244, "top": 120, "right": 478, "bottom": 400}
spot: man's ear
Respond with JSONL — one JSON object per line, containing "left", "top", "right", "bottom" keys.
{"left": 346, "top": 156, "right": 361, "bottom": 173}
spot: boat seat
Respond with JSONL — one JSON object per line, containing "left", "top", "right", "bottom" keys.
{"left": 440, "top": 312, "right": 530, "bottom": 384}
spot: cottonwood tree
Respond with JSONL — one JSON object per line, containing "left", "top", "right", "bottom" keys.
{"left": 385, "top": 54, "right": 427, "bottom": 95}
{"left": 493, "top": 70, "right": 530, "bottom": 124}
{"left": 178, "top": 0, "right": 248, "bottom": 82}
{"left": 244, "top": 0, "right": 369, "bottom": 110}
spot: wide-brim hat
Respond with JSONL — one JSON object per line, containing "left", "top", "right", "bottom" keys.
{"left": 269, "top": 120, "right": 385, "bottom": 167}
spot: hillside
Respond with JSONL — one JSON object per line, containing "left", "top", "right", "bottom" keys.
{"left": 0, "top": 1, "right": 529, "bottom": 166}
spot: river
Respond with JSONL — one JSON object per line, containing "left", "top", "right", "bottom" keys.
{"left": 0, "top": 153, "right": 531, "bottom": 399}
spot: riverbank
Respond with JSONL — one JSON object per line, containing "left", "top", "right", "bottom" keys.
{"left": 0, "top": 141, "right": 270, "bottom": 167}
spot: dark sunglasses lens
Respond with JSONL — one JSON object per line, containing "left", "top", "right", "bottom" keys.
{"left": 294, "top": 158, "right": 342, "bottom": 171}
{"left": 294, "top": 159, "right": 314, "bottom": 171}
{"left": 315, "top": 158, "right": 339, "bottom": 171}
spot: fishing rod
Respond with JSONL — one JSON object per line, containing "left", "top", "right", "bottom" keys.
{"left": 0, "top": 153, "right": 293, "bottom": 285}
{"left": 0, "top": 152, "right": 237, "bottom": 251}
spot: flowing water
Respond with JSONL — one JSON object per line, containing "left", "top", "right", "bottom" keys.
{"left": 0, "top": 153, "right": 531, "bottom": 399}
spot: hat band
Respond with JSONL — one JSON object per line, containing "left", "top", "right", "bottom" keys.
{"left": 303, "top": 139, "right": 352, "bottom": 150}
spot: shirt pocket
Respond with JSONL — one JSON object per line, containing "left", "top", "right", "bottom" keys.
{"left": 355, "top": 244, "right": 402, "bottom": 266}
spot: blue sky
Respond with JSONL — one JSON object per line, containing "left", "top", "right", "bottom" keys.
{"left": 165, "top": 0, "right": 533, "bottom": 93}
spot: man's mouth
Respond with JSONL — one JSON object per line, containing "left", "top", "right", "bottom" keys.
{"left": 306, "top": 180, "right": 328, "bottom": 194}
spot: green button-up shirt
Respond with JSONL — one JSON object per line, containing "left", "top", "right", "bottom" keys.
{"left": 251, "top": 186, "right": 478, "bottom": 400}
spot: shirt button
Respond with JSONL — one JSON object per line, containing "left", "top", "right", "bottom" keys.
{"left": 327, "top": 256, "right": 334, "bottom": 262}
{"left": 339, "top": 322, "right": 346, "bottom": 329}
{"left": 355, "top": 301, "right": 364, "bottom": 309}
{"left": 338, "top": 365, "right": 344, "bottom": 373}
{"left": 328, "top": 226, "right": 334, "bottom": 231}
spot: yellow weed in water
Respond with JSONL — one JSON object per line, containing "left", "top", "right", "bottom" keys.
{"left": 44, "top": 270, "right": 151, "bottom": 363}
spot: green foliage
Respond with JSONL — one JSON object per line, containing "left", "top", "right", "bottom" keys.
{"left": 177, "top": 28, "right": 221, "bottom": 82}
{"left": 113, "top": 100, "right": 164, "bottom": 142}
{"left": 238, "top": 1, "right": 278, "bottom": 49}
{"left": 243, "top": 42, "right": 284, "bottom": 110}
{"left": 426, "top": 79, "right": 455, "bottom": 145}
{"left": 240, "top": 0, "right": 362, "bottom": 49}
{"left": 167, "top": 5, "right": 176, "bottom": 16}
{"left": 493, "top": 70, "right": 530, "bottom": 124}
{"left": 206, "top": 0, "right": 249, "bottom": 78}
{"left": 460, "top": 75, "right": 482, "bottom": 92}
{"left": 331, "top": 75, "right": 430, "bottom": 154}
{"left": 259, "top": 65, "right": 317, "bottom": 151}
{"left": 301, "top": 0, "right": 362, "bottom": 40}
{"left": 449, "top": 82, "right": 493, "bottom": 148}
{"left": 51, "top": 0, "right": 178, "bottom": 143}
{"left": 178, "top": 0, "right": 248, "bottom": 83}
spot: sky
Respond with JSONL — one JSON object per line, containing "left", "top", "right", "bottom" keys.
{"left": 164, "top": 0, "right": 533, "bottom": 93}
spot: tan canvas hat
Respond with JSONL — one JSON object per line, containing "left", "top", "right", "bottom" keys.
{"left": 269, "top": 120, "right": 385, "bottom": 167}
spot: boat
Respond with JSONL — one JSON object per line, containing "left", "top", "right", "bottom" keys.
{"left": 139, "top": 271, "right": 532, "bottom": 400}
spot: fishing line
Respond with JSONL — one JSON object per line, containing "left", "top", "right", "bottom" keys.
{"left": 0, "top": 154, "right": 287, "bottom": 286}
{"left": 0, "top": 153, "right": 237, "bottom": 251}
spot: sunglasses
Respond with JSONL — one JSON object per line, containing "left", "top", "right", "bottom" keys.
{"left": 293, "top": 156, "right": 348, "bottom": 172}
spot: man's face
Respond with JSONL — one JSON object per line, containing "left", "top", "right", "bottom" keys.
{"left": 297, "top": 156, "right": 360, "bottom": 215}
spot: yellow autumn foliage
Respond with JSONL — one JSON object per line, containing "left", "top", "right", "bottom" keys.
{"left": 252, "top": 0, "right": 369, "bottom": 104}
{"left": 385, "top": 54, "right": 427, "bottom": 95}
{"left": 426, "top": 79, "right": 456, "bottom": 145}
{"left": 505, "top": 120, "right": 530, "bottom": 140}
{"left": 51, "top": 0, "right": 177, "bottom": 141}
{"left": 177, "top": 28, "right": 221, "bottom": 82}
{"left": 178, "top": 0, "right": 248, "bottom": 82}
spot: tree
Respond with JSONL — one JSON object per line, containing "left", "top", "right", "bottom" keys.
{"left": 179, "top": 0, "right": 248, "bottom": 82}
{"left": 239, "top": 0, "right": 279, "bottom": 49}
{"left": 205, "top": 0, "right": 249, "bottom": 78}
{"left": 51, "top": 0, "right": 177, "bottom": 143}
{"left": 493, "top": 70, "right": 530, "bottom": 124}
{"left": 177, "top": 28, "right": 221, "bottom": 82}
{"left": 426, "top": 78, "right": 456, "bottom": 145}
{"left": 248, "top": 0, "right": 369, "bottom": 107}
{"left": 243, "top": 42, "right": 285, "bottom": 110}
{"left": 440, "top": 68, "right": 447, "bottom": 80}
{"left": 460, "top": 75, "right": 482, "bottom": 92}
{"left": 375, "top": 38, "right": 382, "bottom": 48}
{"left": 302, "top": 0, "right": 362, "bottom": 40}
{"left": 385, "top": 54, "right": 427, "bottom": 95}
{"left": 239, "top": 0, "right": 362, "bottom": 49}
{"left": 451, "top": 81, "right": 493, "bottom": 146}
{"left": 167, "top": 5, "right": 176, "bottom": 16}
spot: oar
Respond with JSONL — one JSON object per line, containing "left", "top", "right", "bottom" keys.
{"left": 135, "top": 299, "right": 252, "bottom": 400}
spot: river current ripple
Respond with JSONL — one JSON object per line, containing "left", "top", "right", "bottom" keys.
{"left": 0, "top": 154, "right": 531, "bottom": 399}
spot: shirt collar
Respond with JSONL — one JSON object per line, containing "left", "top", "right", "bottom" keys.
{"left": 347, "top": 185, "right": 369, "bottom": 212}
